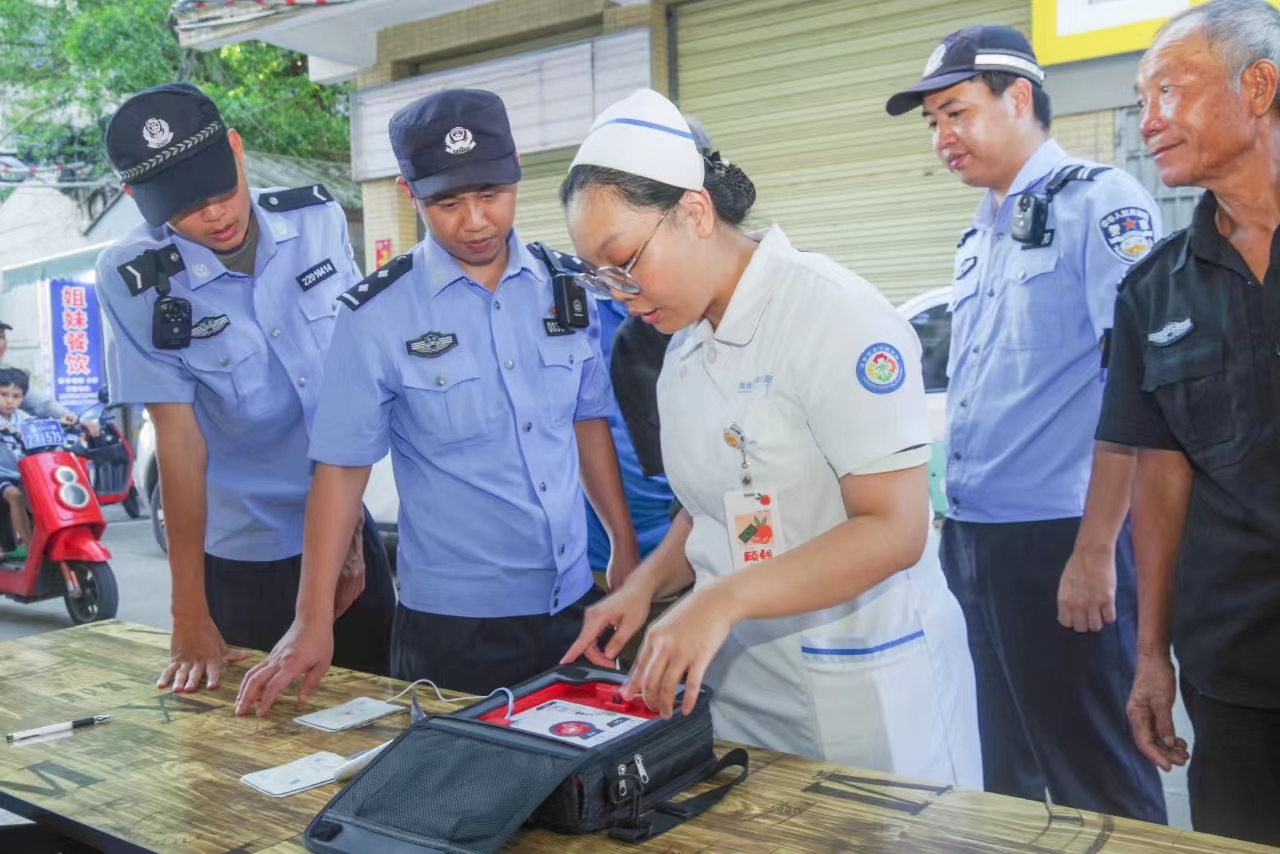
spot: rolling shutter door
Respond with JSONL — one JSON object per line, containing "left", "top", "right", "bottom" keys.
{"left": 676, "top": 0, "right": 1029, "bottom": 303}
{"left": 513, "top": 147, "right": 576, "bottom": 251}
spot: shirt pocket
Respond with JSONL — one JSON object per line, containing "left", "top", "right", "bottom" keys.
{"left": 1141, "top": 338, "right": 1241, "bottom": 466}
{"left": 995, "top": 247, "right": 1064, "bottom": 350}
{"left": 537, "top": 335, "right": 592, "bottom": 426}
{"left": 180, "top": 341, "right": 258, "bottom": 411}
{"left": 299, "top": 289, "right": 341, "bottom": 354}
{"left": 401, "top": 352, "right": 500, "bottom": 447}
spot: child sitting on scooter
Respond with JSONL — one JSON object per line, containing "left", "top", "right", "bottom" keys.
{"left": 0, "top": 368, "right": 34, "bottom": 557}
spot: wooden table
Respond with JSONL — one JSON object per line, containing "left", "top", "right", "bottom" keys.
{"left": 0, "top": 622, "right": 1273, "bottom": 854}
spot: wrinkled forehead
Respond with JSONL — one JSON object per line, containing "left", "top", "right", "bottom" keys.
{"left": 1141, "top": 19, "right": 1223, "bottom": 78}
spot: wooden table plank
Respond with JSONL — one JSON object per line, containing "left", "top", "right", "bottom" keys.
{"left": 0, "top": 622, "right": 1272, "bottom": 854}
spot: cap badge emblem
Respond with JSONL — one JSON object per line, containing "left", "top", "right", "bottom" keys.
{"left": 924, "top": 43, "right": 947, "bottom": 77}
{"left": 142, "top": 118, "right": 173, "bottom": 149}
{"left": 444, "top": 127, "right": 476, "bottom": 155}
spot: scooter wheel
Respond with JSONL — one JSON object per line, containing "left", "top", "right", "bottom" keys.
{"left": 63, "top": 561, "right": 120, "bottom": 625}
{"left": 150, "top": 482, "right": 167, "bottom": 554}
{"left": 122, "top": 487, "right": 142, "bottom": 519}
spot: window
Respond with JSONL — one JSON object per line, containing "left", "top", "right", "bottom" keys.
{"left": 910, "top": 302, "right": 951, "bottom": 394}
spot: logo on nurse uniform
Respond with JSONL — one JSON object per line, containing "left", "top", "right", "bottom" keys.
{"left": 857, "top": 343, "right": 905, "bottom": 394}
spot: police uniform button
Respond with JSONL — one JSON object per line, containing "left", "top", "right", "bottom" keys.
{"left": 436, "top": 376, "right": 446, "bottom": 386}
{"left": 568, "top": 354, "right": 574, "bottom": 365}
{"left": 559, "top": 544, "right": 566, "bottom": 556}
{"left": 269, "top": 196, "right": 278, "bottom": 205}
{"left": 960, "top": 398, "right": 969, "bottom": 408}
{"left": 493, "top": 300, "right": 501, "bottom": 310}
{"left": 1017, "top": 270, "right": 1026, "bottom": 282}
{"left": 523, "top": 422, "right": 532, "bottom": 432}
{"left": 504, "top": 360, "right": 514, "bottom": 370}
{"left": 271, "top": 328, "right": 281, "bottom": 337}
{"left": 539, "top": 482, "right": 547, "bottom": 492}
{"left": 298, "top": 377, "right": 307, "bottom": 387}
{"left": 972, "top": 345, "right": 980, "bottom": 354}
{"left": 553, "top": 584, "right": 561, "bottom": 594}
{"left": 219, "top": 356, "right": 229, "bottom": 366}
{"left": 553, "top": 598, "right": 559, "bottom": 609}
{"left": 953, "top": 452, "right": 961, "bottom": 460}
{"left": 169, "top": 252, "right": 180, "bottom": 264}
{"left": 987, "top": 289, "right": 995, "bottom": 297}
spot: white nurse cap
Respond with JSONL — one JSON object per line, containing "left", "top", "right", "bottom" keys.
{"left": 570, "top": 89, "right": 705, "bottom": 190}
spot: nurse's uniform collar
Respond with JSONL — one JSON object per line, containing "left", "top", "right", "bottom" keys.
{"left": 698, "top": 225, "right": 787, "bottom": 347}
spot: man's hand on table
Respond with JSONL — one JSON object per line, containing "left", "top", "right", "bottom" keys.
{"left": 235, "top": 618, "right": 335, "bottom": 716}
{"left": 159, "top": 612, "right": 249, "bottom": 692}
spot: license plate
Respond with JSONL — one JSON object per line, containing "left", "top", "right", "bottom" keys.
{"left": 19, "top": 419, "right": 67, "bottom": 451}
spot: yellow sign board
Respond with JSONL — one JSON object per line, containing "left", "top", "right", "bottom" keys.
{"left": 1033, "top": 0, "right": 1280, "bottom": 66}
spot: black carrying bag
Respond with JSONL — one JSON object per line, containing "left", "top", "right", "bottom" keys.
{"left": 302, "top": 665, "right": 748, "bottom": 853}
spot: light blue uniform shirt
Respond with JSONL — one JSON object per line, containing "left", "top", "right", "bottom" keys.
{"left": 946, "top": 140, "right": 1163, "bottom": 523}
{"left": 308, "top": 230, "right": 615, "bottom": 619}
{"left": 97, "top": 189, "right": 361, "bottom": 560}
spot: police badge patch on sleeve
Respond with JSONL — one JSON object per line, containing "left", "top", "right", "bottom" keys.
{"left": 1100, "top": 208, "right": 1155, "bottom": 262}
{"left": 406, "top": 331, "right": 458, "bottom": 358}
{"left": 190, "top": 315, "right": 230, "bottom": 339}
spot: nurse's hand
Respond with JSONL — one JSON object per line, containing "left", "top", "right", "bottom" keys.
{"left": 1127, "top": 651, "right": 1189, "bottom": 771}
{"left": 235, "top": 619, "right": 334, "bottom": 716}
{"left": 561, "top": 581, "right": 653, "bottom": 668}
{"left": 623, "top": 582, "right": 736, "bottom": 719}
{"left": 158, "top": 613, "right": 249, "bottom": 693}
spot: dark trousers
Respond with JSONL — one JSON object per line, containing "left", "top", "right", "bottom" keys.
{"left": 940, "top": 518, "right": 1166, "bottom": 822}
{"left": 1181, "top": 677, "right": 1280, "bottom": 846}
{"left": 390, "top": 586, "right": 605, "bottom": 695}
{"left": 204, "top": 508, "right": 396, "bottom": 676}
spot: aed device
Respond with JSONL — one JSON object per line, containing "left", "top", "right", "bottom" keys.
{"left": 471, "top": 675, "right": 661, "bottom": 728}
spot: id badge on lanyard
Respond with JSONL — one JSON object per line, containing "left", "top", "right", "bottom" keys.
{"left": 721, "top": 423, "right": 786, "bottom": 571}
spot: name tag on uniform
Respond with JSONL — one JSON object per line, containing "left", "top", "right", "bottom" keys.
{"left": 543, "top": 317, "right": 574, "bottom": 337}
{"left": 296, "top": 258, "right": 337, "bottom": 291}
{"left": 723, "top": 489, "right": 787, "bottom": 571}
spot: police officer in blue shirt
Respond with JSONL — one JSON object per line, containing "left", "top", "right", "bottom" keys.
{"left": 96, "top": 83, "right": 395, "bottom": 694}
{"left": 235, "top": 89, "right": 638, "bottom": 714}
{"left": 887, "top": 27, "right": 1167, "bottom": 820}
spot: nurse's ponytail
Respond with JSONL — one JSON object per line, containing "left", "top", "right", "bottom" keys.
{"left": 559, "top": 118, "right": 756, "bottom": 228}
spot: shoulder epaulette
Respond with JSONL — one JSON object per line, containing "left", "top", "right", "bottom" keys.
{"left": 339, "top": 253, "right": 413, "bottom": 310}
{"left": 956, "top": 227, "right": 977, "bottom": 249}
{"left": 526, "top": 242, "right": 587, "bottom": 278}
{"left": 259, "top": 184, "right": 334, "bottom": 212}
{"left": 116, "top": 243, "right": 185, "bottom": 297}
{"left": 1116, "top": 231, "right": 1183, "bottom": 294}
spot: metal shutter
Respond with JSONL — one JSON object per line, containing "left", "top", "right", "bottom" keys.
{"left": 514, "top": 148, "right": 576, "bottom": 251}
{"left": 675, "top": 0, "right": 1029, "bottom": 303}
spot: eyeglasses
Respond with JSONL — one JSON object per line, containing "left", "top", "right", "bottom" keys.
{"left": 575, "top": 205, "right": 675, "bottom": 297}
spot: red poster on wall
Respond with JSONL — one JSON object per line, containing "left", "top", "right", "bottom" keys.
{"left": 375, "top": 239, "right": 393, "bottom": 269}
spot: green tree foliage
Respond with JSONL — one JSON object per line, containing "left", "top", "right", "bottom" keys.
{"left": 0, "top": 0, "right": 349, "bottom": 173}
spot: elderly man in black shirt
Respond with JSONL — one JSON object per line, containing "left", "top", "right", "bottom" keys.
{"left": 1098, "top": 0, "right": 1280, "bottom": 844}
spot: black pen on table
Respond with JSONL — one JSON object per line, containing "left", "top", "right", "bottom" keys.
{"left": 6, "top": 714, "right": 111, "bottom": 742}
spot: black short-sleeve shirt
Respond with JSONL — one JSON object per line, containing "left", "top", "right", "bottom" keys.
{"left": 609, "top": 315, "right": 671, "bottom": 478}
{"left": 1098, "top": 191, "right": 1280, "bottom": 709}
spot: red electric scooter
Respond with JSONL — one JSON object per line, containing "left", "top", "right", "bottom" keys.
{"left": 0, "top": 418, "right": 118, "bottom": 624}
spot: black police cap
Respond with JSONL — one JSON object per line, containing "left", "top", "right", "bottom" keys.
{"left": 105, "top": 82, "right": 238, "bottom": 227}
{"left": 886, "top": 25, "right": 1045, "bottom": 116}
{"left": 390, "top": 89, "right": 521, "bottom": 200}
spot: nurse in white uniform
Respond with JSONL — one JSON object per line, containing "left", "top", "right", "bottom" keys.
{"left": 560, "top": 90, "right": 981, "bottom": 788}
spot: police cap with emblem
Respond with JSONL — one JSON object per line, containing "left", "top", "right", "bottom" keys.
{"left": 391, "top": 89, "right": 521, "bottom": 200}
{"left": 885, "top": 25, "right": 1045, "bottom": 116}
{"left": 105, "top": 82, "right": 238, "bottom": 227}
